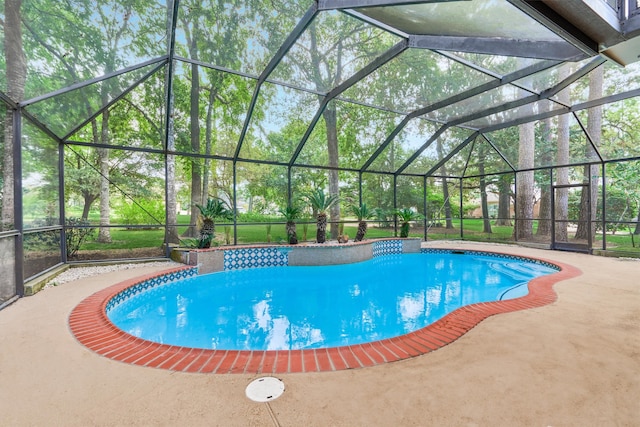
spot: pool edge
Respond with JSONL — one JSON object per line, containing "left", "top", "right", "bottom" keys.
{"left": 68, "top": 252, "right": 582, "bottom": 374}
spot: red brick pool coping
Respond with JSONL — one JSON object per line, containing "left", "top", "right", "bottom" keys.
{"left": 68, "top": 255, "right": 581, "bottom": 374}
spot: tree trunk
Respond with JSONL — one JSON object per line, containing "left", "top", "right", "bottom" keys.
{"left": 436, "top": 139, "right": 454, "bottom": 229}
{"left": 515, "top": 122, "right": 535, "bottom": 240}
{"left": 165, "top": 58, "right": 179, "bottom": 244}
{"left": 575, "top": 66, "right": 603, "bottom": 241}
{"left": 495, "top": 174, "right": 512, "bottom": 226}
{"left": 97, "top": 108, "right": 112, "bottom": 243}
{"left": 478, "top": 145, "right": 492, "bottom": 233}
{"left": 164, "top": 2, "right": 179, "bottom": 245}
{"left": 536, "top": 118, "right": 553, "bottom": 237}
{"left": 286, "top": 221, "right": 298, "bottom": 244}
{"left": 184, "top": 62, "right": 202, "bottom": 237}
{"left": 555, "top": 65, "right": 571, "bottom": 241}
{"left": 203, "top": 87, "right": 216, "bottom": 204}
{"left": 317, "top": 213, "right": 327, "bottom": 243}
{"left": 81, "top": 193, "right": 98, "bottom": 220}
{"left": 634, "top": 205, "right": 640, "bottom": 235}
{"left": 323, "top": 105, "right": 340, "bottom": 240}
{"left": 2, "top": 0, "right": 27, "bottom": 231}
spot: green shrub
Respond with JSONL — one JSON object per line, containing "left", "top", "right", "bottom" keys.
{"left": 119, "top": 199, "right": 165, "bottom": 226}
{"left": 65, "top": 217, "right": 96, "bottom": 258}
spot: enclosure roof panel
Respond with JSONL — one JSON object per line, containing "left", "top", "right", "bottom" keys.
{"left": 355, "top": 0, "right": 563, "bottom": 41}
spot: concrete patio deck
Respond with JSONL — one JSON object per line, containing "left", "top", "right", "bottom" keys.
{"left": 1, "top": 242, "right": 638, "bottom": 426}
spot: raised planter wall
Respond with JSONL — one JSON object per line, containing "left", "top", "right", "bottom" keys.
{"left": 171, "top": 238, "right": 422, "bottom": 275}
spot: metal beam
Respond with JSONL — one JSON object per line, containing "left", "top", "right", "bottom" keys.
{"left": 435, "top": 50, "right": 502, "bottom": 79}
{"left": 19, "top": 56, "right": 168, "bottom": 108}
{"left": 174, "top": 56, "right": 260, "bottom": 81}
{"left": 359, "top": 59, "right": 558, "bottom": 173}
{"left": 318, "top": 0, "right": 468, "bottom": 10}
{"left": 480, "top": 80, "right": 640, "bottom": 134}
{"left": 506, "top": 0, "right": 600, "bottom": 56}
{"left": 424, "top": 131, "right": 478, "bottom": 176}
{"left": 233, "top": 4, "right": 319, "bottom": 160}
{"left": 573, "top": 111, "right": 604, "bottom": 163}
{"left": 344, "top": 10, "right": 410, "bottom": 39}
{"left": 327, "top": 40, "right": 408, "bottom": 100}
{"left": 460, "top": 136, "right": 476, "bottom": 177}
{"left": 411, "top": 59, "right": 559, "bottom": 118}
{"left": 360, "top": 116, "right": 412, "bottom": 172}
{"left": 61, "top": 62, "right": 166, "bottom": 141}
{"left": 410, "top": 35, "right": 586, "bottom": 61}
{"left": 259, "top": 4, "right": 319, "bottom": 84}
{"left": 395, "top": 124, "right": 449, "bottom": 175}
{"left": 539, "top": 57, "right": 606, "bottom": 98}
{"left": 447, "top": 56, "right": 605, "bottom": 129}
{"left": 481, "top": 133, "right": 516, "bottom": 172}
{"left": 13, "top": 110, "right": 24, "bottom": 296}
{"left": 479, "top": 107, "right": 567, "bottom": 134}
{"left": 21, "top": 110, "right": 64, "bottom": 143}
{"left": 0, "top": 91, "right": 18, "bottom": 109}
{"left": 288, "top": 40, "right": 409, "bottom": 166}
{"left": 571, "top": 85, "right": 640, "bottom": 110}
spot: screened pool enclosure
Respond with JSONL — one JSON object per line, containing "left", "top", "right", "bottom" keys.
{"left": 2, "top": 0, "right": 640, "bottom": 303}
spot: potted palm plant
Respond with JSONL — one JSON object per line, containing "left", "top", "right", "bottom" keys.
{"left": 306, "top": 189, "right": 339, "bottom": 244}
{"left": 396, "top": 208, "right": 423, "bottom": 238}
{"left": 195, "top": 198, "right": 233, "bottom": 248}
{"left": 279, "top": 205, "right": 301, "bottom": 244}
{"left": 351, "top": 203, "right": 371, "bottom": 242}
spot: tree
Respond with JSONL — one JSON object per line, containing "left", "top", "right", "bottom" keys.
{"left": 351, "top": 203, "right": 371, "bottom": 242}
{"left": 435, "top": 138, "right": 454, "bottom": 229}
{"left": 495, "top": 174, "right": 513, "bottom": 226}
{"left": 307, "top": 188, "right": 339, "bottom": 244}
{"left": 536, "top": 118, "right": 553, "bottom": 237}
{"left": 279, "top": 205, "right": 301, "bottom": 244}
{"left": 575, "top": 66, "right": 603, "bottom": 241}
{"left": 194, "top": 198, "right": 232, "bottom": 248}
{"left": 395, "top": 208, "right": 423, "bottom": 238}
{"left": 514, "top": 120, "right": 535, "bottom": 240}
{"left": 555, "top": 65, "right": 572, "bottom": 242}
{"left": 276, "top": 13, "right": 395, "bottom": 239}
{"left": 2, "top": 0, "right": 26, "bottom": 231}
{"left": 477, "top": 142, "right": 492, "bottom": 233}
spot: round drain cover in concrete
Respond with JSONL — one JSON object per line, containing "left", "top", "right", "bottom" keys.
{"left": 245, "top": 377, "right": 285, "bottom": 402}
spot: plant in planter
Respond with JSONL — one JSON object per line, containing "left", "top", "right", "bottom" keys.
{"left": 306, "top": 189, "right": 339, "bottom": 244}
{"left": 195, "top": 198, "right": 232, "bottom": 248}
{"left": 337, "top": 222, "right": 349, "bottom": 243}
{"left": 351, "top": 203, "right": 371, "bottom": 242}
{"left": 279, "top": 205, "right": 301, "bottom": 244}
{"left": 396, "top": 208, "right": 423, "bottom": 238}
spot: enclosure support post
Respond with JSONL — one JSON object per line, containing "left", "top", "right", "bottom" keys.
{"left": 233, "top": 162, "right": 238, "bottom": 245}
{"left": 459, "top": 177, "right": 464, "bottom": 240}
{"left": 287, "top": 167, "right": 292, "bottom": 207}
{"left": 13, "top": 109, "right": 24, "bottom": 296}
{"left": 358, "top": 171, "right": 363, "bottom": 207}
{"left": 588, "top": 169, "right": 593, "bottom": 253}
{"left": 602, "top": 162, "right": 607, "bottom": 250}
{"left": 423, "top": 175, "right": 428, "bottom": 241}
{"left": 59, "top": 136, "right": 67, "bottom": 264}
{"left": 393, "top": 175, "right": 398, "bottom": 237}
{"left": 550, "top": 168, "right": 555, "bottom": 248}
{"left": 513, "top": 172, "right": 518, "bottom": 242}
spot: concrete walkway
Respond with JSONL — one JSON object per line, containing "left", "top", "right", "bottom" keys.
{"left": 0, "top": 242, "right": 638, "bottom": 426}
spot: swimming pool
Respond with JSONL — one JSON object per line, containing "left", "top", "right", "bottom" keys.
{"left": 106, "top": 251, "right": 558, "bottom": 351}
{"left": 69, "top": 246, "right": 579, "bottom": 374}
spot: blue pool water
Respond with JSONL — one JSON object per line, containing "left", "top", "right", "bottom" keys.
{"left": 107, "top": 252, "right": 557, "bottom": 351}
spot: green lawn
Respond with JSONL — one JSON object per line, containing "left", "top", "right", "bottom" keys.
{"left": 75, "top": 217, "right": 639, "bottom": 254}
